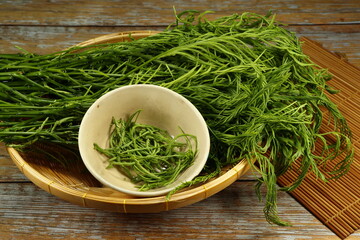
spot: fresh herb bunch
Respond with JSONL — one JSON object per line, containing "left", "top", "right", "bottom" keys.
{"left": 0, "top": 10, "right": 353, "bottom": 225}
{"left": 93, "top": 110, "right": 198, "bottom": 191}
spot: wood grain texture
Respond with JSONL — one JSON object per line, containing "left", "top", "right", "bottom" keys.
{"left": 1, "top": 1, "right": 360, "bottom": 239}
{"left": 0, "top": 0, "right": 360, "bottom": 26}
{"left": 0, "top": 143, "right": 28, "bottom": 182}
{"left": 1, "top": 25, "right": 359, "bottom": 67}
{"left": 0, "top": 181, "right": 347, "bottom": 240}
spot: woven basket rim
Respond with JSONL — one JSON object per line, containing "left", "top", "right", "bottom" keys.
{"left": 8, "top": 146, "right": 250, "bottom": 203}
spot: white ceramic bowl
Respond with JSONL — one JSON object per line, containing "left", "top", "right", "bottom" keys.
{"left": 78, "top": 84, "right": 210, "bottom": 197}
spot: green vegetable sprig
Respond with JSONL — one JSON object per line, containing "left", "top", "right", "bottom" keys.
{"left": 93, "top": 110, "right": 198, "bottom": 191}
{"left": 0, "top": 10, "right": 353, "bottom": 225}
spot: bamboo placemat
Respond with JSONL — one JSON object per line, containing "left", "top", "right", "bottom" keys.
{"left": 278, "top": 37, "right": 360, "bottom": 239}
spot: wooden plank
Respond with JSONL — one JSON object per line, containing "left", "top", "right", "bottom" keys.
{"left": 288, "top": 25, "right": 360, "bottom": 67}
{"left": 0, "top": 181, "right": 345, "bottom": 240}
{"left": 0, "top": 143, "right": 28, "bottom": 182}
{"left": 1, "top": 24, "right": 359, "bottom": 66}
{"left": 0, "top": 0, "right": 359, "bottom": 26}
{"left": 0, "top": 26, "right": 163, "bottom": 54}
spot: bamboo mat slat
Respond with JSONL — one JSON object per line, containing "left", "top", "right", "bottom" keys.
{"left": 278, "top": 37, "right": 360, "bottom": 240}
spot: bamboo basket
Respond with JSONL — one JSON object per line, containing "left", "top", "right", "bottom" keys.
{"left": 7, "top": 31, "right": 252, "bottom": 213}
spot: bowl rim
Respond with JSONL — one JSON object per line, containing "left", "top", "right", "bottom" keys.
{"left": 78, "top": 84, "right": 211, "bottom": 197}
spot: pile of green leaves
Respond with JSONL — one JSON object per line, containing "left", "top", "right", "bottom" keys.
{"left": 94, "top": 111, "right": 198, "bottom": 191}
{"left": 0, "top": 10, "right": 353, "bottom": 225}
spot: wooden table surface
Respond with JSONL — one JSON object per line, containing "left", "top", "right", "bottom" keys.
{"left": 1, "top": 1, "right": 360, "bottom": 239}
